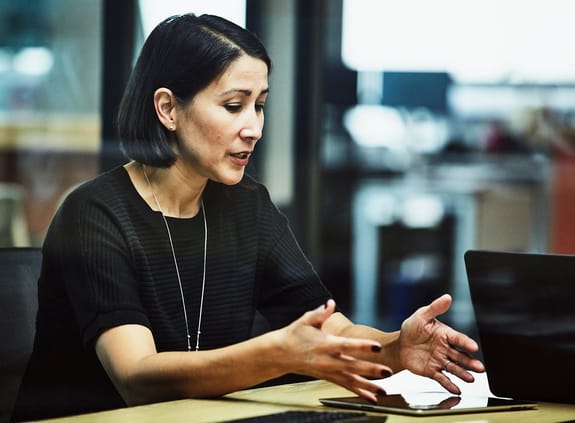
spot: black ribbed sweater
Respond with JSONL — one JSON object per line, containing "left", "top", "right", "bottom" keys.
{"left": 12, "top": 166, "right": 331, "bottom": 421}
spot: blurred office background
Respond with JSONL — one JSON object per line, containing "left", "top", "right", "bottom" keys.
{"left": 2, "top": 0, "right": 575, "bottom": 334}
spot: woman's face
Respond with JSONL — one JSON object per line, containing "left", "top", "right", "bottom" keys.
{"left": 173, "top": 54, "right": 269, "bottom": 185}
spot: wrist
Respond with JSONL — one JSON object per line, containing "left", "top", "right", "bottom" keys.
{"left": 258, "top": 328, "right": 290, "bottom": 376}
{"left": 385, "top": 331, "right": 403, "bottom": 372}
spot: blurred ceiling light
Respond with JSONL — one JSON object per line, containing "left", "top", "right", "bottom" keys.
{"left": 343, "top": 105, "right": 406, "bottom": 148}
{"left": 401, "top": 195, "right": 445, "bottom": 228}
{"left": 13, "top": 47, "right": 54, "bottom": 76}
{"left": 139, "top": 0, "right": 246, "bottom": 36}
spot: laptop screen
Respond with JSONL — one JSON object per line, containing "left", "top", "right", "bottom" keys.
{"left": 465, "top": 249, "right": 575, "bottom": 404}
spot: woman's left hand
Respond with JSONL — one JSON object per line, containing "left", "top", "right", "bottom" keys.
{"left": 398, "top": 294, "right": 485, "bottom": 394}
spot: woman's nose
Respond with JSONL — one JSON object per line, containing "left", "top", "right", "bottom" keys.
{"left": 240, "top": 110, "right": 263, "bottom": 141}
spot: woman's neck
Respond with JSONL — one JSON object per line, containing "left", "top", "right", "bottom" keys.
{"left": 128, "top": 161, "right": 207, "bottom": 218}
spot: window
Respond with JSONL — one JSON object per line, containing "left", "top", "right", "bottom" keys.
{"left": 342, "top": 0, "right": 575, "bottom": 84}
{"left": 0, "top": 0, "right": 102, "bottom": 246}
{"left": 139, "top": 0, "right": 245, "bottom": 36}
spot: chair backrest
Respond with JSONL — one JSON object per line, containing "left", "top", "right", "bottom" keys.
{"left": 0, "top": 247, "right": 42, "bottom": 423}
{"left": 0, "top": 184, "right": 30, "bottom": 248}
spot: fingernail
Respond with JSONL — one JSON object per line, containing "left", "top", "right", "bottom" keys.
{"left": 371, "top": 345, "right": 382, "bottom": 353}
{"left": 377, "top": 389, "right": 386, "bottom": 396}
{"left": 380, "top": 369, "right": 391, "bottom": 378}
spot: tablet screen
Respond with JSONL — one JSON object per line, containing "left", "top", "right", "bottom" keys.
{"left": 320, "top": 392, "right": 537, "bottom": 416}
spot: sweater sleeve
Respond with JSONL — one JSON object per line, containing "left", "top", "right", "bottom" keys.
{"left": 48, "top": 181, "right": 150, "bottom": 347}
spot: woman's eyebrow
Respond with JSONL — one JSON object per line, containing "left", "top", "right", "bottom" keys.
{"left": 220, "top": 88, "right": 269, "bottom": 97}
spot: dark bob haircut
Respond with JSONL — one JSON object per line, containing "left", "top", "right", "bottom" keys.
{"left": 117, "top": 14, "right": 272, "bottom": 168}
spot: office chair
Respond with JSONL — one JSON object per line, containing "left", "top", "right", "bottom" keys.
{"left": 0, "top": 247, "right": 41, "bottom": 423}
{"left": 0, "top": 184, "right": 30, "bottom": 248}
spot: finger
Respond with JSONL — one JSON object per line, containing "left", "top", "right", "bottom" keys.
{"left": 432, "top": 371, "right": 462, "bottom": 395}
{"left": 306, "top": 299, "right": 336, "bottom": 329}
{"left": 418, "top": 294, "right": 452, "bottom": 322}
{"left": 447, "top": 347, "right": 484, "bottom": 374}
{"left": 452, "top": 369, "right": 475, "bottom": 384}
{"left": 354, "top": 386, "right": 379, "bottom": 404}
{"left": 331, "top": 336, "right": 384, "bottom": 357}
{"left": 337, "top": 353, "right": 393, "bottom": 380}
{"left": 313, "top": 348, "right": 392, "bottom": 382}
{"left": 446, "top": 329, "right": 480, "bottom": 355}
{"left": 444, "top": 359, "right": 484, "bottom": 382}
{"left": 330, "top": 371, "right": 384, "bottom": 403}
{"left": 442, "top": 359, "right": 475, "bottom": 383}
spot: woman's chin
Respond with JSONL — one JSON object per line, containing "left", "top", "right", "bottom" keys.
{"left": 215, "top": 170, "right": 245, "bottom": 186}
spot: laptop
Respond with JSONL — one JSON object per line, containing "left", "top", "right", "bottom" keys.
{"left": 464, "top": 249, "right": 575, "bottom": 404}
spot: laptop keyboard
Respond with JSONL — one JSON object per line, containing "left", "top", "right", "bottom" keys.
{"left": 224, "top": 410, "right": 387, "bottom": 422}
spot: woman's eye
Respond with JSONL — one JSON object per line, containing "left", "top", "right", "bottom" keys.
{"left": 224, "top": 104, "right": 242, "bottom": 113}
{"left": 255, "top": 103, "right": 265, "bottom": 112}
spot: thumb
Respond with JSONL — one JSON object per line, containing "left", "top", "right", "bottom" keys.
{"left": 420, "top": 294, "right": 452, "bottom": 322}
{"left": 307, "top": 299, "right": 336, "bottom": 329}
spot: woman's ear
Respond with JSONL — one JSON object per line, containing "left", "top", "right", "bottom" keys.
{"left": 153, "top": 88, "right": 177, "bottom": 132}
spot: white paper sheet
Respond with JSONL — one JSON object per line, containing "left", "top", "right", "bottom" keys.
{"left": 376, "top": 370, "right": 494, "bottom": 397}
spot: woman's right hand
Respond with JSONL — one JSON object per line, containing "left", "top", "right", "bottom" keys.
{"left": 275, "top": 300, "right": 391, "bottom": 403}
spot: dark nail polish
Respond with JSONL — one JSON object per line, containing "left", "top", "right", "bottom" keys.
{"left": 380, "top": 369, "right": 391, "bottom": 378}
{"left": 371, "top": 345, "right": 382, "bottom": 353}
{"left": 377, "top": 389, "right": 386, "bottom": 396}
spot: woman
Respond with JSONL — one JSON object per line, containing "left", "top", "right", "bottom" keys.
{"left": 12, "top": 14, "right": 484, "bottom": 421}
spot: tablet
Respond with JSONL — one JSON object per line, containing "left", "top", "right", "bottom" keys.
{"left": 319, "top": 392, "right": 537, "bottom": 416}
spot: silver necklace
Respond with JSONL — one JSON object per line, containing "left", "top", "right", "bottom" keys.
{"left": 142, "top": 165, "right": 207, "bottom": 351}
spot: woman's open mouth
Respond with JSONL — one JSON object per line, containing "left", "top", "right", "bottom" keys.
{"left": 229, "top": 151, "right": 252, "bottom": 166}
{"left": 230, "top": 152, "right": 250, "bottom": 159}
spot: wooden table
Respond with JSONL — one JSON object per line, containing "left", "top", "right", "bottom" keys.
{"left": 42, "top": 378, "right": 575, "bottom": 422}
